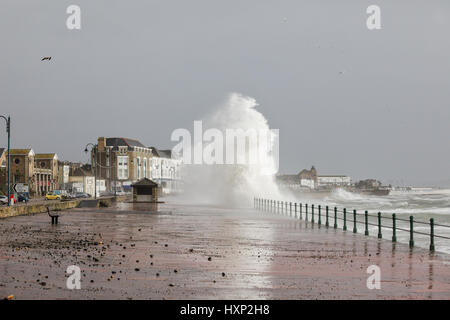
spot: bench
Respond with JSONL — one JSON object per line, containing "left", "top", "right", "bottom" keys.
{"left": 47, "top": 207, "right": 60, "bottom": 225}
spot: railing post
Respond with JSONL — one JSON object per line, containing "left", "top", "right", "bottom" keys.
{"left": 311, "top": 205, "right": 315, "bottom": 223}
{"left": 343, "top": 208, "right": 347, "bottom": 231}
{"left": 318, "top": 205, "right": 322, "bottom": 225}
{"left": 334, "top": 207, "right": 337, "bottom": 229}
{"left": 430, "top": 218, "right": 435, "bottom": 252}
{"left": 377, "top": 212, "right": 382, "bottom": 239}
{"left": 300, "top": 203, "right": 303, "bottom": 220}
{"left": 364, "top": 211, "right": 369, "bottom": 236}
{"left": 409, "top": 216, "right": 414, "bottom": 248}
{"left": 290, "top": 202, "right": 292, "bottom": 217}
{"left": 353, "top": 210, "right": 357, "bottom": 233}
{"left": 392, "top": 213, "right": 397, "bottom": 242}
{"left": 306, "top": 204, "right": 308, "bottom": 221}
{"left": 325, "top": 206, "right": 329, "bottom": 227}
{"left": 294, "top": 203, "right": 297, "bottom": 219}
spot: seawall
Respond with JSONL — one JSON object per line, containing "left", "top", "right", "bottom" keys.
{"left": 0, "top": 200, "right": 81, "bottom": 219}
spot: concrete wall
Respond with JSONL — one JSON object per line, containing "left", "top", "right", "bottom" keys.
{"left": 0, "top": 200, "right": 81, "bottom": 219}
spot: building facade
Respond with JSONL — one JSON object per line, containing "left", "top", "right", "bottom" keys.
{"left": 93, "top": 137, "right": 183, "bottom": 195}
{"left": 34, "top": 153, "right": 59, "bottom": 195}
{"left": 0, "top": 149, "right": 60, "bottom": 196}
{"left": 95, "top": 137, "right": 155, "bottom": 193}
{"left": 317, "top": 175, "right": 351, "bottom": 187}
{"left": 149, "top": 148, "right": 182, "bottom": 194}
{"left": 276, "top": 166, "right": 351, "bottom": 191}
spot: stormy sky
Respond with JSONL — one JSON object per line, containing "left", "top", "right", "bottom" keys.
{"left": 0, "top": 1, "right": 449, "bottom": 187}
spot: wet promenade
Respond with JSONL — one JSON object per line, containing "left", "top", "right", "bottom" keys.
{"left": 1, "top": 202, "right": 449, "bottom": 299}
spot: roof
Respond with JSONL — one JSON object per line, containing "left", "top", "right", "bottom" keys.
{"left": 35, "top": 153, "right": 58, "bottom": 160}
{"left": 8, "top": 149, "right": 34, "bottom": 156}
{"left": 318, "top": 175, "right": 349, "bottom": 178}
{"left": 71, "top": 167, "right": 93, "bottom": 177}
{"left": 131, "top": 178, "right": 159, "bottom": 187}
{"left": 150, "top": 147, "right": 171, "bottom": 159}
{"left": 158, "top": 149, "right": 172, "bottom": 159}
{"left": 105, "top": 137, "right": 148, "bottom": 151}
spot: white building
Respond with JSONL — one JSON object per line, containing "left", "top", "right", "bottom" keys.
{"left": 68, "top": 166, "right": 105, "bottom": 197}
{"left": 317, "top": 175, "right": 351, "bottom": 187}
{"left": 150, "top": 148, "right": 183, "bottom": 194}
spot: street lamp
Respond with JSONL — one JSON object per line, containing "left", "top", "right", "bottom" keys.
{"left": 84, "top": 143, "right": 97, "bottom": 199}
{"left": 0, "top": 115, "right": 11, "bottom": 206}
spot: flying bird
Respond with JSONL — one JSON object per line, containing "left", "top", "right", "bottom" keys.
{"left": 41, "top": 57, "right": 51, "bottom": 61}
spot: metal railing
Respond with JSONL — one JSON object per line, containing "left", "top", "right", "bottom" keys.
{"left": 254, "top": 198, "right": 450, "bottom": 252}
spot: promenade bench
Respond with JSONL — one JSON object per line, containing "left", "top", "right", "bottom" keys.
{"left": 47, "top": 207, "right": 60, "bottom": 225}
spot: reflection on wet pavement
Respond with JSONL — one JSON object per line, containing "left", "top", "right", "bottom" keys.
{"left": 0, "top": 202, "right": 449, "bottom": 299}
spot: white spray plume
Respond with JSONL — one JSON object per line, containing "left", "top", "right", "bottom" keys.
{"left": 178, "top": 93, "right": 284, "bottom": 208}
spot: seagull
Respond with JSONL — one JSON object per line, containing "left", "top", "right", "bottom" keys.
{"left": 41, "top": 57, "right": 51, "bottom": 61}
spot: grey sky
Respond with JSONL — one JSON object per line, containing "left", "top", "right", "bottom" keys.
{"left": 0, "top": 1, "right": 449, "bottom": 186}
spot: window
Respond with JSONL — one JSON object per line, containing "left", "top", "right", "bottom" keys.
{"left": 143, "top": 158, "right": 147, "bottom": 178}
{"left": 117, "top": 156, "right": 128, "bottom": 179}
{"left": 14, "top": 158, "right": 20, "bottom": 164}
{"left": 137, "top": 157, "right": 141, "bottom": 179}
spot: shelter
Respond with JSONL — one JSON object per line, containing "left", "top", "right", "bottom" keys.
{"left": 131, "top": 178, "right": 158, "bottom": 202}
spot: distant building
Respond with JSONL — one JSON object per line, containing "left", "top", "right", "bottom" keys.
{"left": 149, "top": 147, "right": 182, "bottom": 194}
{"left": 57, "top": 161, "right": 72, "bottom": 190}
{"left": 34, "top": 153, "right": 59, "bottom": 194}
{"left": 317, "top": 175, "right": 351, "bottom": 187}
{"left": 95, "top": 137, "right": 154, "bottom": 192}
{"left": 0, "top": 149, "right": 60, "bottom": 195}
{"left": 67, "top": 165, "right": 105, "bottom": 196}
{"left": 276, "top": 166, "right": 317, "bottom": 190}
{"left": 355, "top": 179, "right": 381, "bottom": 189}
{"left": 276, "top": 166, "right": 351, "bottom": 190}
{"left": 93, "top": 137, "right": 182, "bottom": 195}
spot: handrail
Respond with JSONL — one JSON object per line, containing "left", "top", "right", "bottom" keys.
{"left": 254, "top": 197, "right": 450, "bottom": 252}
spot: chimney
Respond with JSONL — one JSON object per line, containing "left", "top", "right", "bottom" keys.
{"left": 97, "top": 137, "right": 106, "bottom": 151}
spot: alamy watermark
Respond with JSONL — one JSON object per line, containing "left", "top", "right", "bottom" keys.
{"left": 367, "top": 5, "right": 381, "bottom": 30}
{"left": 66, "top": 5, "right": 81, "bottom": 30}
{"left": 366, "top": 265, "right": 381, "bottom": 289}
{"left": 171, "top": 121, "right": 279, "bottom": 174}
{"left": 66, "top": 265, "right": 81, "bottom": 289}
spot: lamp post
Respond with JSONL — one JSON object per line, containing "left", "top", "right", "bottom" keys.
{"left": 84, "top": 143, "right": 97, "bottom": 199}
{"left": 114, "top": 153, "right": 117, "bottom": 197}
{"left": 1, "top": 115, "right": 11, "bottom": 206}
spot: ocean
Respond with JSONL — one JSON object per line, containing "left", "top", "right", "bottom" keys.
{"left": 305, "top": 189, "right": 450, "bottom": 255}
